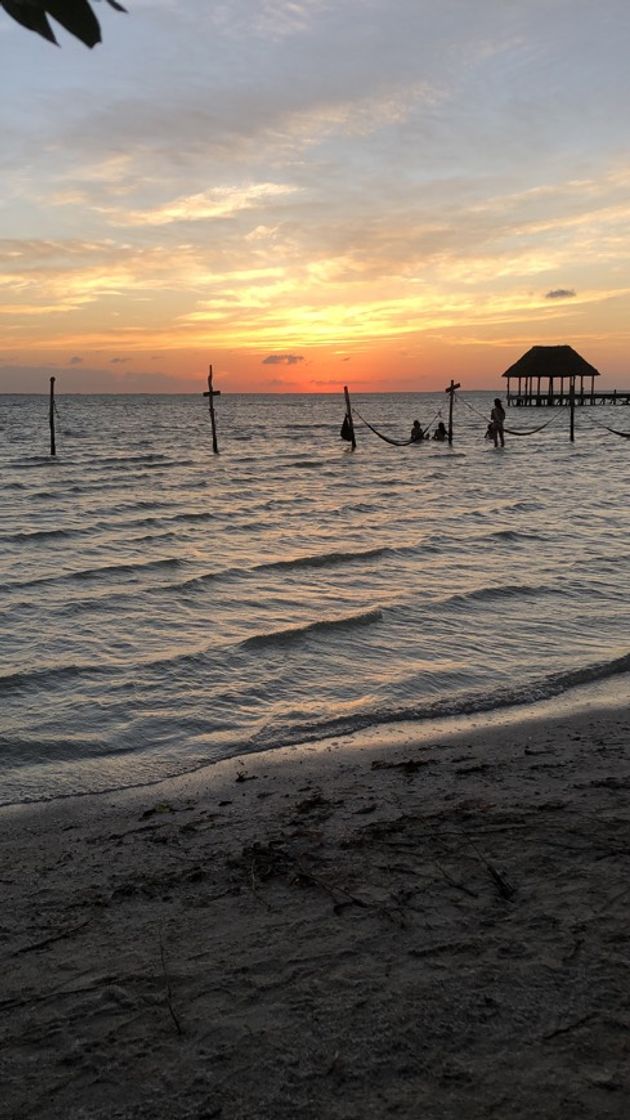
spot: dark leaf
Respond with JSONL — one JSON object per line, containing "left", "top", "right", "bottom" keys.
{"left": 1, "top": 0, "right": 127, "bottom": 46}
{"left": 45, "top": 0, "right": 101, "bottom": 47}
{"left": 1, "top": 0, "right": 58, "bottom": 43}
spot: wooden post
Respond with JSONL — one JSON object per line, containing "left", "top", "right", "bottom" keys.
{"left": 207, "top": 365, "right": 219, "bottom": 454}
{"left": 569, "top": 376, "right": 575, "bottom": 442}
{"left": 445, "top": 380, "right": 460, "bottom": 445}
{"left": 49, "top": 376, "right": 56, "bottom": 457}
{"left": 343, "top": 385, "right": 357, "bottom": 450}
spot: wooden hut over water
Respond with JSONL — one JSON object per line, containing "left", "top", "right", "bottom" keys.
{"left": 502, "top": 345, "right": 601, "bottom": 406}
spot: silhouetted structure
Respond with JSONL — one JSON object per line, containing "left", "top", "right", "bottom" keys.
{"left": 500, "top": 345, "right": 624, "bottom": 406}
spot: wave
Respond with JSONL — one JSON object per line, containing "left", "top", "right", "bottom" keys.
{"left": 96, "top": 453, "right": 169, "bottom": 465}
{"left": 65, "top": 556, "right": 182, "bottom": 582}
{"left": 285, "top": 423, "right": 333, "bottom": 431}
{"left": 488, "top": 529, "right": 546, "bottom": 542}
{"left": 0, "top": 527, "right": 80, "bottom": 543}
{"left": 241, "top": 607, "right": 382, "bottom": 649}
{"left": 245, "top": 650, "right": 630, "bottom": 750}
{"left": 0, "top": 661, "right": 109, "bottom": 695}
{"left": 170, "top": 510, "right": 216, "bottom": 523}
{"left": 256, "top": 545, "right": 392, "bottom": 573}
{"left": 439, "top": 582, "right": 554, "bottom": 609}
{"left": 7, "top": 458, "right": 58, "bottom": 470}
{"left": 4, "top": 556, "right": 182, "bottom": 593}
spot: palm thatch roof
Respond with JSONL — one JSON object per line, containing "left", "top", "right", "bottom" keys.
{"left": 502, "top": 345, "right": 600, "bottom": 380}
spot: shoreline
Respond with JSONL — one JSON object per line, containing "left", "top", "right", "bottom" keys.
{"left": 3, "top": 671, "right": 630, "bottom": 813}
{"left": 2, "top": 702, "right": 629, "bottom": 1118}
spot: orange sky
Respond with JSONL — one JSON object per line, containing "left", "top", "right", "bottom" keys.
{"left": 2, "top": 2, "right": 630, "bottom": 393}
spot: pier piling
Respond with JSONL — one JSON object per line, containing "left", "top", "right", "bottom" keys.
{"left": 49, "top": 376, "right": 56, "bottom": 457}
{"left": 343, "top": 385, "right": 357, "bottom": 450}
{"left": 445, "top": 380, "right": 460, "bottom": 445}
{"left": 205, "top": 365, "right": 219, "bottom": 454}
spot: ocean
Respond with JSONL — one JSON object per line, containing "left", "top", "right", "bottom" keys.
{"left": 2, "top": 390, "right": 630, "bottom": 805}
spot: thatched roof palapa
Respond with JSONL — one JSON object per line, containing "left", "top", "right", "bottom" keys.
{"left": 502, "top": 345, "right": 600, "bottom": 381}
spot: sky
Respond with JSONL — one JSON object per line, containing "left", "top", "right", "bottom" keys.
{"left": 2, "top": 0, "right": 630, "bottom": 393}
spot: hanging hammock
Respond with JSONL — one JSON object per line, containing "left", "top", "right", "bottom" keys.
{"left": 503, "top": 416, "right": 558, "bottom": 436}
{"left": 457, "top": 394, "right": 559, "bottom": 436}
{"left": 585, "top": 412, "right": 630, "bottom": 439}
{"left": 353, "top": 408, "right": 415, "bottom": 446}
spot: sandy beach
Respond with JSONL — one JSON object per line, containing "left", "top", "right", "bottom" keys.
{"left": 1, "top": 704, "right": 629, "bottom": 1120}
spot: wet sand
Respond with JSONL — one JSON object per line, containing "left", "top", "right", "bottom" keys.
{"left": 1, "top": 705, "right": 629, "bottom": 1119}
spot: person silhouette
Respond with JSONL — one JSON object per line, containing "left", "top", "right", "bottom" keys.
{"left": 490, "top": 398, "right": 505, "bottom": 448}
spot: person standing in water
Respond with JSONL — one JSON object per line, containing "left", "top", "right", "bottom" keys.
{"left": 490, "top": 398, "right": 506, "bottom": 448}
{"left": 410, "top": 419, "right": 424, "bottom": 442}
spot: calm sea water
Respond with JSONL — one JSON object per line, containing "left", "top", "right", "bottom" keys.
{"left": 2, "top": 390, "right": 630, "bottom": 805}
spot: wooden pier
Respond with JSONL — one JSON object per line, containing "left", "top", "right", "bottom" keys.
{"left": 502, "top": 344, "right": 630, "bottom": 406}
{"left": 509, "top": 389, "right": 630, "bottom": 406}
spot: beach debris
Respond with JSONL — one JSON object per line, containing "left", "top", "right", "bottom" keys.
{"left": 542, "top": 1011, "right": 598, "bottom": 1041}
{"left": 371, "top": 757, "right": 431, "bottom": 775}
{"left": 435, "top": 860, "right": 479, "bottom": 899}
{"left": 158, "top": 928, "right": 183, "bottom": 1037}
{"left": 12, "top": 917, "right": 93, "bottom": 957}
{"left": 455, "top": 763, "right": 491, "bottom": 776}
{"left": 141, "top": 801, "right": 175, "bottom": 819}
{"left": 294, "top": 793, "right": 330, "bottom": 814}
{"left": 237, "top": 839, "right": 368, "bottom": 914}
{"left": 235, "top": 763, "right": 257, "bottom": 783}
{"left": 464, "top": 835, "right": 515, "bottom": 901}
{"left": 408, "top": 939, "right": 478, "bottom": 960}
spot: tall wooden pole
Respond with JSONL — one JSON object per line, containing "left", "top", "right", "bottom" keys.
{"left": 208, "top": 365, "right": 219, "bottom": 454}
{"left": 569, "top": 375, "right": 575, "bottom": 443}
{"left": 49, "top": 376, "right": 56, "bottom": 457}
{"left": 445, "top": 379, "right": 460, "bottom": 445}
{"left": 343, "top": 385, "right": 356, "bottom": 451}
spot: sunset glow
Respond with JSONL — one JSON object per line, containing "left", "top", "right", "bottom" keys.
{"left": 2, "top": 1, "right": 630, "bottom": 393}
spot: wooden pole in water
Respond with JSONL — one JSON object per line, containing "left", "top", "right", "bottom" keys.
{"left": 445, "top": 379, "right": 460, "bottom": 445}
{"left": 49, "top": 376, "right": 56, "bottom": 457}
{"left": 569, "top": 375, "right": 575, "bottom": 443}
{"left": 207, "top": 365, "right": 219, "bottom": 454}
{"left": 343, "top": 385, "right": 357, "bottom": 451}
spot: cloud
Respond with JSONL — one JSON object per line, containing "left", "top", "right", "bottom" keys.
{"left": 545, "top": 288, "right": 576, "bottom": 299}
{"left": 262, "top": 354, "right": 305, "bottom": 365}
{"left": 0, "top": 363, "right": 197, "bottom": 394}
{"left": 113, "top": 183, "right": 299, "bottom": 228}
{"left": 109, "top": 357, "right": 130, "bottom": 364}
{"left": 68, "top": 355, "right": 83, "bottom": 365}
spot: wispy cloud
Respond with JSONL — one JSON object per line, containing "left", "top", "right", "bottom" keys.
{"left": 113, "top": 183, "right": 299, "bottom": 227}
{"left": 262, "top": 353, "right": 304, "bottom": 365}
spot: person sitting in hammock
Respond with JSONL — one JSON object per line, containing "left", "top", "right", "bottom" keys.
{"left": 410, "top": 419, "right": 425, "bottom": 442}
{"left": 433, "top": 421, "right": 447, "bottom": 442}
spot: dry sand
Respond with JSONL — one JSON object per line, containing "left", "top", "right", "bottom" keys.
{"left": 1, "top": 704, "right": 629, "bottom": 1119}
